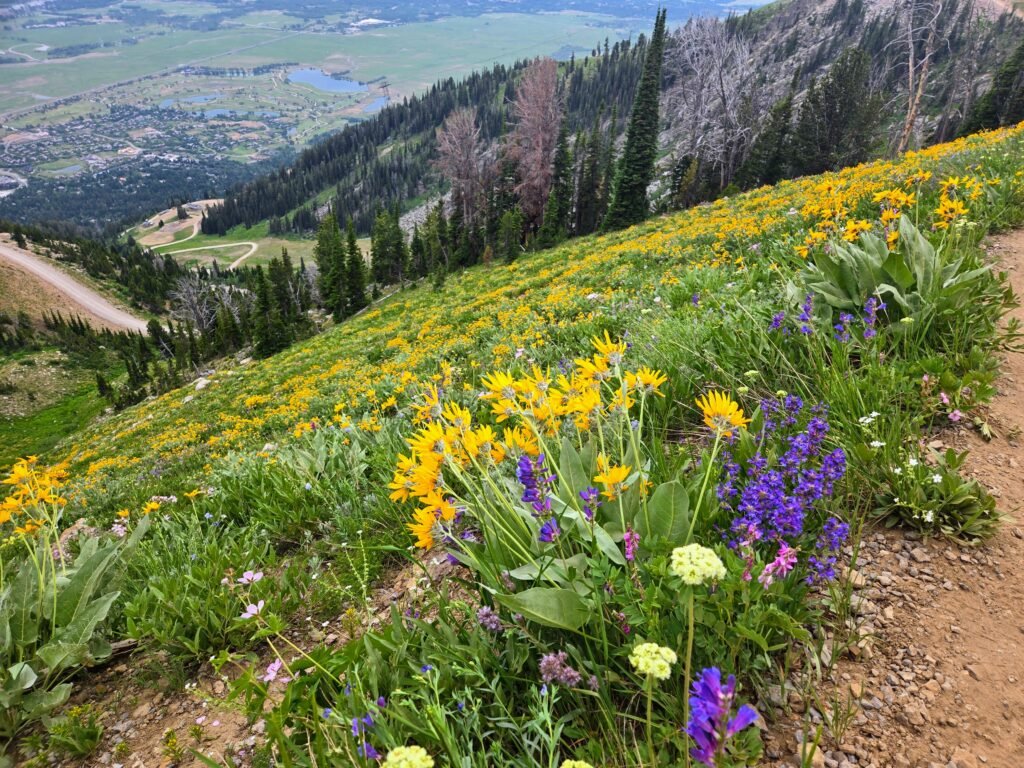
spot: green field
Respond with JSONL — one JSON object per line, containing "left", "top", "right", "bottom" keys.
{"left": 0, "top": 11, "right": 639, "bottom": 114}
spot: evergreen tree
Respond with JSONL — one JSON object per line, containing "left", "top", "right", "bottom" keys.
{"left": 313, "top": 214, "right": 346, "bottom": 317}
{"left": 960, "top": 39, "right": 1024, "bottom": 135}
{"left": 253, "top": 266, "right": 288, "bottom": 358}
{"left": 497, "top": 208, "right": 524, "bottom": 263}
{"left": 603, "top": 10, "right": 667, "bottom": 231}
{"left": 344, "top": 219, "right": 368, "bottom": 315}
{"left": 538, "top": 122, "right": 573, "bottom": 248}
{"left": 734, "top": 93, "right": 794, "bottom": 189}
{"left": 788, "top": 48, "right": 878, "bottom": 176}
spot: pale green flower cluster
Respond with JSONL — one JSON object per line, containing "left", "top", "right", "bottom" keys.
{"left": 628, "top": 642, "right": 677, "bottom": 680}
{"left": 561, "top": 761, "right": 596, "bottom": 768}
{"left": 383, "top": 746, "right": 435, "bottom": 768}
{"left": 670, "top": 543, "right": 726, "bottom": 585}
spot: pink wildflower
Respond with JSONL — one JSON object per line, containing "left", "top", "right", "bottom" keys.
{"left": 758, "top": 543, "right": 798, "bottom": 587}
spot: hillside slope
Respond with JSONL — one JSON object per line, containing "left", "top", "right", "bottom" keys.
{"left": 51, "top": 123, "right": 1024, "bottom": 512}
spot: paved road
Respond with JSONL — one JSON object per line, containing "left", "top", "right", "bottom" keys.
{"left": 0, "top": 242, "right": 149, "bottom": 332}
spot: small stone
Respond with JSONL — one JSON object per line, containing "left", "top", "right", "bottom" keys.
{"left": 194, "top": 377, "right": 210, "bottom": 391}
{"left": 966, "top": 665, "right": 981, "bottom": 681}
{"left": 910, "top": 547, "right": 931, "bottom": 563}
{"left": 131, "top": 702, "right": 151, "bottom": 719}
{"left": 213, "top": 680, "right": 226, "bottom": 695}
{"left": 950, "top": 747, "right": 979, "bottom": 768}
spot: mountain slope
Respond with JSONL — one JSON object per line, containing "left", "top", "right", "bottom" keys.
{"left": 49, "top": 122, "right": 1024, "bottom": 514}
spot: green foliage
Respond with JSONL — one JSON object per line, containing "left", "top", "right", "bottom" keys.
{"left": 788, "top": 48, "right": 880, "bottom": 176}
{"left": 0, "top": 517, "right": 148, "bottom": 741}
{"left": 801, "top": 216, "right": 1003, "bottom": 348}
{"left": 960, "top": 39, "right": 1024, "bottom": 135}
{"left": 122, "top": 513, "right": 299, "bottom": 659}
{"left": 45, "top": 705, "right": 104, "bottom": 758}
{"left": 868, "top": 446, "right": 998, "bottom": 539}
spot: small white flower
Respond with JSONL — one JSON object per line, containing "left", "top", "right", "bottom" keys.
{"left": 893, "top": 467, "right": 902, "bottom": 475}
{"left": 870, "top": 411, "right": 880, "bottom": 418}
{"left": 908, "top": 457, "right": 919, "bottom": 467}
{"left": 923, "top": 510, "right": 935, "bottom": 523}
{"left": 870, "top": 440, "right": 886, "bottom": 448}
{"left": 932, "top": 474, "right": 942, "bottom": 484}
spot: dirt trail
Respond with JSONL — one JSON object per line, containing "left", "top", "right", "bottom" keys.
{"left": 0, "top": 242, "right": 149, "bottom": 332}
{"left": 895, "top": 229, "right": 1024, "bottom": 766}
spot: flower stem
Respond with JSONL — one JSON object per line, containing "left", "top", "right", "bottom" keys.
{"left": 684, "top": 589, "right": 695, "bottom": 768}
{"left": 645, "top": 675, "right": 655, "bottom": 766}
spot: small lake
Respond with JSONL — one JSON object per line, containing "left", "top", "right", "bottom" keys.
{"left": 362, "top": 96, "right": 389, "bottom": 113}
{"left": 287, "top": 68, "right": 366, "bottom": 93}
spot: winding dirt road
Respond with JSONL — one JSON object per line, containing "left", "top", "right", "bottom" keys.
{"left": 0, "top": 242, "right": 149, "bottom": 332}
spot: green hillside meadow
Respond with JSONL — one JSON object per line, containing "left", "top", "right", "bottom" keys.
{"left": 3, "top": 123, "right": 1024, "bottom": 765}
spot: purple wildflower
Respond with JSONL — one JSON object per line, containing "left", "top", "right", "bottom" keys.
{"left": 476, "top": 606, "right": 503, "bottom": 633}
{"left": 686, "top": 667, "right": 759, "bottom": 768}
{"left": 538, "top": 517, "right": 561, "bottom": 543}
{"left": 623, "top": 527, "right": 640, "bottom": 561}
{"left": 769, "top": 311, "right": 786, "bottom": 332}
{"left": 579, "top": 487, "right": 601, "bottom": 521}
{"left": 863, "top": 296, "right": 887, "bottom": 339}
{"left": 517, "top": 454, "right": 556, "bottom": 515}
{"left": 239, "top": 600, "right": 264, "bottom": 620}
{"left": 261, "top": 659, "right": 287, "bottom": 683}
{"left": 798, "top": 294, "right": 814, "bottom": 335}
{"left": 358, "top": 743, "right": 380, "bottom": 759}
{"left": 833, "top": 312, "right": 853, "bottom": 343}
{"left": 538, "top": 651, "right": 582, "bottom": 687}
{"left": 238, "top": 570, "right": 263, "bottom": 584}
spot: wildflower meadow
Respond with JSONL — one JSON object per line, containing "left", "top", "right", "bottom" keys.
{"left": 2, "top": 123, "right": 1024, "bottom": 765}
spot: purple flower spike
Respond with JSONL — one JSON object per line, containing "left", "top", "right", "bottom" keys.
{"left": 686, "top": 667, "right": 758, "bottom": 767}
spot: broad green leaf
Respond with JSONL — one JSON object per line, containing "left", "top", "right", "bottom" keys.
{"left": 495, "top": 587, "right": 589, "bottom": 632}
{"left": 557, "top": 437, "right": 588, "bottom": 503}
{"left": 636, "top": 480, "right": 691, "bottom": 545}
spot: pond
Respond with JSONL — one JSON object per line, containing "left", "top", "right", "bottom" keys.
{"left": 362, "top": 96, "right": 389, "bottom": 113}
{"left": 287, "top": 68, "right": 367, "bottom": 93}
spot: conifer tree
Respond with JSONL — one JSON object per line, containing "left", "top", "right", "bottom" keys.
{"left": 734, "top": 94, "right": 794, "bottom": 190}
{"left": 788, "top": 49, "right": 877, "bottom": 177}
{"left": 538, "top": 122, "right": 573, "bottom": 248}
{"left": 960, "top": 39, "right": 1024, "bottom": 135}
{"left": 344, "top": 220, "right": 368, "bottom": 315}
{"left": 314, "top": 214, "right": 346, "bottom": 317}
{"left": 603, "top": 10, "right": 667, "bottom": 232}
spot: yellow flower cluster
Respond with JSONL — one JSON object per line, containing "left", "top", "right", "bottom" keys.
{"left": 670, "top": 544, "right": 727, "bottom": 585}
{"left": 390, "top": 334, "right": 666, "bottom": 549}
{"left": 1, "top": 456, "right": 67, "bottom": 535}
{"left": 628, "top": 642, "right": 678, "bottom": 680}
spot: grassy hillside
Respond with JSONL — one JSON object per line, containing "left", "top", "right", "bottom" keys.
{"left": 57, "top": 124, "right": 1024, "bottom": 510}
{"left": 3, "top": 123, "right": 1024, "bottom": 763}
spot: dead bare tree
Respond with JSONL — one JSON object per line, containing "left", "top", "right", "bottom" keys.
{"left": 435, "top": 108, "right": 484, "bottom": 226}
{"left": 169, "top": 273, "right": 218, "bottom": 335}
{"left": 504, "top": 57, "right": 562, "bottom": 230}
{"left": 665, "top": 18, "right": 765, "bottom": 188}
{"left": 892, "top": 0, "right": 946, "bottom": 154}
